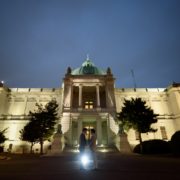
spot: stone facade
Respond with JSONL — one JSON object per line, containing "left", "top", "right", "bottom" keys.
{"left": 0, "top": 60, "right": 179, "bottom": 153}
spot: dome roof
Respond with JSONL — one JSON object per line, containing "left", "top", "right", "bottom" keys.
{"left": 71, "top": 59, "right": 106, "bottom": 75}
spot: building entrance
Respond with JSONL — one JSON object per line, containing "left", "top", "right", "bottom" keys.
{"left": 83, "top": 121, "right": 96, "bottom": 142}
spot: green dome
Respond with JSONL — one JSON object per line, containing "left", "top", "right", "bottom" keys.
{"left": 71, "top": 59, "right": 106, "bottom": 75}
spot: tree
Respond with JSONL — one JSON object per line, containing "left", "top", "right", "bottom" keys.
{"left": 0, "top": 128, "right": 8, "bottom": 145}
{"left": 19, "top": 121, "right": 39, "bottom": 153}
{"left": 20, "top": 100, "right": 59, "bottom": 154}
{"left": 171, "top": 131, "right": 180, "bottom": 155}
{"left": 117, "top": 98, "right": 158, "bottom": 153}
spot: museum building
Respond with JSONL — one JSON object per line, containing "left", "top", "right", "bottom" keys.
{"left": 0, "top": 58, "right": 180, "bottom": 153}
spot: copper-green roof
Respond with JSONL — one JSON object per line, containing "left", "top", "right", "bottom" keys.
{"left": 71, "top": 59, "right": 106, "bottom": 75}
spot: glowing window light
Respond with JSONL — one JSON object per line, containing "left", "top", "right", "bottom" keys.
{"left": 84, "top": 101, "right": 94, "bottom": 109}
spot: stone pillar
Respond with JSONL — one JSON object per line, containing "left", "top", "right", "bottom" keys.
{"left": 70, "top": 85, "right": 73, "bottom": 108}
{"left": 107, "top": 115, "right": 111, "bottom": 145}
{"left": 79, "top": 84, "right": 83, "bottom": 107}
{"left": 97, "top": 119, "right": 102, "bottom": 145}
{"left": 78, "top": 119, "right": 82, "bottom": 144}
{"left": 96, "top": 84, "right": 100, "bottom": 107}
{"left": 49, "top": 132, "right": 64, "bottom": 154}
{"left": 119, "top": 133, "right": 131, "bottom": 154}
{"left": 63, "top": 81, "right": 72, "bottom": 110}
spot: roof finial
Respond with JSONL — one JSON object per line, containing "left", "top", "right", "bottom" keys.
{"left": 86, "top": 54, "right": 89, "bottom": 60}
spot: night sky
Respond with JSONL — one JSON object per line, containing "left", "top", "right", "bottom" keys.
{"left": 0, "top": 0, "right": 179, "bottom": 88}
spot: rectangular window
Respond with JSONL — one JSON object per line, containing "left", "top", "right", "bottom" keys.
{"left": 84, "top": 101, "right": 94, "bottom": 109}
{"left": 85, "top": 105, "right": 89, "bottom": 109}
{"left": 160, "top": 126, "right": 168, "bottom": 140}
{"left": 135, "top": 131, "right": 139, "bottom": 140}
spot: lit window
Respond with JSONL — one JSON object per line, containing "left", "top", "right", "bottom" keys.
{"left": 85, "top": 101, "right": 94, "bottom": 109}
{"left": 160, "top": 126, "right": 168, "bottom": 140}
{"left": 135, "top": 131, "right": 139, "bottom": 140}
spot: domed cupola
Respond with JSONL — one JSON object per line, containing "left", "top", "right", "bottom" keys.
{"left": 71, "top": 57, "right": 106, "bottom": 75}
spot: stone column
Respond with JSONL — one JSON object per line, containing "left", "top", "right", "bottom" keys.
{"left": 78, "top": 119, "right": 82, "bottom": 144}
{"left": 97, "top": 119, "right": 102, "bottom": 145}
{"left": 70, "top": 85, "right": 73, "bottom": 108}
{"left": 96, "top": 84, "right": 100, "bottom": 107}
{"left": 119, "top": 133, "right": 132, "bottom": 154}
{"left": 79, "top": 84, "right": 82, "bottom": 107}
{"left": 63, "top": 81, "right": 72, "bottom": 110}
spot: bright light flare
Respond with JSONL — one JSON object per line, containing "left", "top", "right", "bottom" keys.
{"left": 81, "top": 155, "right": 89, "bottom": 166}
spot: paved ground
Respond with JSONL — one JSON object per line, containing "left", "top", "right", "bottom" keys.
{"left": 0, "top": 152, "right": 179, "bottom": 180}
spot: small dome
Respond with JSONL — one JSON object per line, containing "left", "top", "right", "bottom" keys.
{"left": 71, "top": 59, "right": 106, "bottom": 75}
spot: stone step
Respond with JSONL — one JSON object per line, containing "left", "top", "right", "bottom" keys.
{"left": 63, "top": 145, "right": 119, "bottom": 153}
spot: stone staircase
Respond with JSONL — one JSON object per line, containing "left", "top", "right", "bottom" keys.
{"left": 63, "top": 145, "right": 119, "bottom": 154}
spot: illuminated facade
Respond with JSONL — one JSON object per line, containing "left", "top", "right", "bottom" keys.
{"left": 0, "top": 58, "right": 180, "bottom": 153}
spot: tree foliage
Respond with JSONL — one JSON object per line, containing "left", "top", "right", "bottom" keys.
{"left": 171, "top": 131, "right": 180, "bottom": 155}
{"left": 117, "top": 98, "right": 158, "bottom": 153}
{"left": 20, "top": 100, "right": 59, "bottom": 154}
{"left": 0, "top": 128, "right": 8, "bottom": 145}
{"left": 19, "top": 121, "right": 39, "bottom": 153}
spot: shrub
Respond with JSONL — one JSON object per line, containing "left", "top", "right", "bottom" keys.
{"left": 133, "top": 139, "right": 171, "bottom": 154}
{"left": 0, "top": 146, "right": 4, "bottom": 153}
{"left": 171, "top": 131, "right": 180, "bottom": 155}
